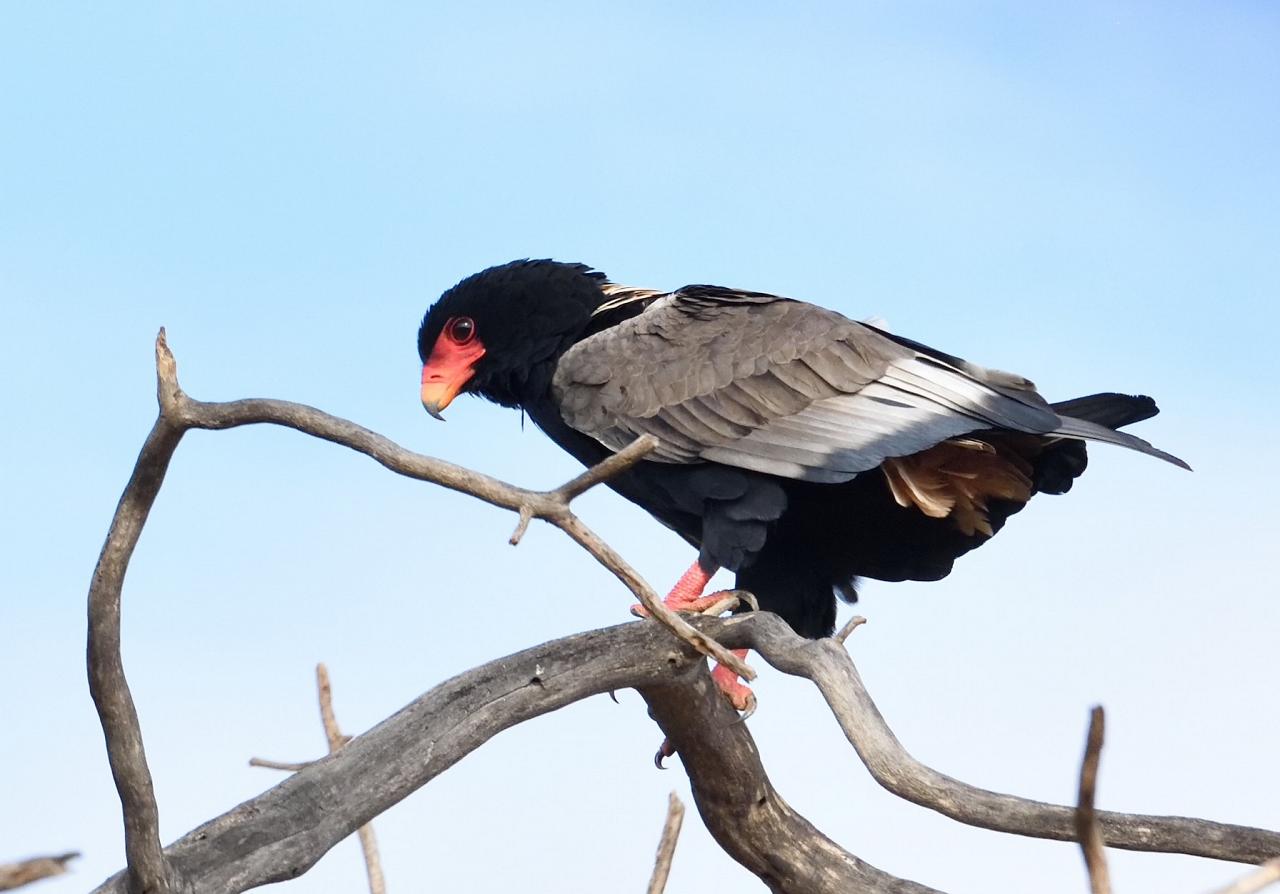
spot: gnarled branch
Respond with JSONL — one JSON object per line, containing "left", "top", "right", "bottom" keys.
{"left": 89, "top": 614, "right": 1280, "bottom": 894}
{"left": 86, "top": 331, "right": 746, "bottom": 892}
{"left": 733, "top": 613, "right": 1280, "bottom": 864}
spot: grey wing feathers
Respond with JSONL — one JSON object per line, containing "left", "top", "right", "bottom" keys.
{"left": 554, "top": 288, "right": 1185, "bottom": 480}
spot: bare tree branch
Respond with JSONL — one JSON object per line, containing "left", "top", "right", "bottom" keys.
{"left": 314, "top": 664, "right": 384, "bottom": 894}
{"left": 86, "top": 332, "right": 748, "bottom": 891}
{"left": 0, "top": 853, "right": 79, "bottom": 891}
{"left": 640, "top": 655, "right": 944, "bottom": 894}
{"left": 89, "top": 621, "right": 710, "bottom": 894}
{"left": 1212, "top": 858, "right": 1280, "bottom": 894}
{"left": 1075, "top": 706, "right": 1111, "bottom": 894}
{"left": 153, "top": 331, "right": 748, "bottom": 680}
{"left": 248, "top": 758, "right": 314, "bottom": 772}
{"left": 86, "top": 337, "right": 186, "bottom": 894}
{"left": 645, "top": 793, "right": 685, "bottom": 894}
{"left": 834, "top": 614, "right": 867, "bottom": 643}
{"left": 91, "top": 618, "right": 944, "bottom": 894}
{"left": 731, "top": 613, "right": 1280, "bottom": 864}
{"left": 249, "top": 665, "right": 384, "bottom": 892}
{"left": 88, "top": 615, "right": 1280, "bottom": 894}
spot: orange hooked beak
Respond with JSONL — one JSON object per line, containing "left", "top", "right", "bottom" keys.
{"left": 420, "top": 339, "right": 486, "bottom": 420}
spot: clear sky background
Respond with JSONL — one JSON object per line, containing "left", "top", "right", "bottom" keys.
{"left": 2, "top": 3, "right": 1277, "bottom": 893}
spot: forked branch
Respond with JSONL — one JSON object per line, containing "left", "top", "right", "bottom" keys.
{"left": 250, "top": 665, "right": 385, "bottom": 894}
{"left": 89, "top": 613, "right": 1280, "bottom": 894}
{"left": 86, "top": 331, "right": 747, "bottom": 893}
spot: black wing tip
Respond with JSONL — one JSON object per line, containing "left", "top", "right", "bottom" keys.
{"left": 1121, "top": 439, "right": 1192, "bottom": 472}
{"left": 1167, "top": 452, "right": 1193, "bottom": 472}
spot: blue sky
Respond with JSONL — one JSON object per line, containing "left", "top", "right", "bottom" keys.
{"left": 2, "top": 3, "right": 1277, "bottom": 892}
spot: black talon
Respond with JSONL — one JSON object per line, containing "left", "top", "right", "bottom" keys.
{"left": 654, "top": 737, "right": 675, "bottom": 769}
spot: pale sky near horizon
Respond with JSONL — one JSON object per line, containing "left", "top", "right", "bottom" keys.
{"left": 2, "top": 4, "right": 1278, "bottom": 893}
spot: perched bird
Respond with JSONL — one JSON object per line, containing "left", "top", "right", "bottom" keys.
{"left": 418, "top": 259, "right": 1187, "bottom": 710}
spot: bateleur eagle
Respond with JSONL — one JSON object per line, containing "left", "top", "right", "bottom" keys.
{"left": 418, "top": 259, "right": 1187, "bottom": 709}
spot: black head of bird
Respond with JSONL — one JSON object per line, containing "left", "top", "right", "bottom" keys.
{"left": 418, "top": 259, "right": 608, "bottom": 415}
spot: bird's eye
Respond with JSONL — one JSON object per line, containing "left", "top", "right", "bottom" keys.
{"left": 446, "top": 316, "right": 476, "bottom": 345}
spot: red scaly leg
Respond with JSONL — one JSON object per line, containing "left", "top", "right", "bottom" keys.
{"left": 633, "top": 559, "right": 757, "bottom": 717}
{"left": 632, "top": 559, "right": 734, "bottom": 616}
{"left": 662, "top": 560, "right": 730, "bottom": 612}
{"left": 711, "top": 649, "right": 754, "bottom": 713}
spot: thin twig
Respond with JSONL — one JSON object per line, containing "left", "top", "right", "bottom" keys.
{"left": 0, "top": 853, "right": 79, "bottom": 891}
{"left": 314, "top": 664, "right": 384, "bottom": 894}
{"left": 315, "top": 664, "right": 346, "bottom": 751}
{"left": 646, "top": 792, "right": 686, "bottom": 894}
{"left": 247, "top": 666, "right": 382, "bottom": 892}
{"left": 1076, "top": 706, "right": 1110, "bottom": 894}
{"left": 248, "top": 758, "right": 314, "bottom": 772}
{"left": 554, "top": 434, "right": 660, "bottom": 502}
{"left": 834, "top": 615, "right": 867, "bottom": 643}
{"left": 157, "top": 331, "right": 748, "bottom": 679}
{"left": 508, "top": 507, "right": 534, "bottom": 545}
{"left": 550, "top": 514, "right": 751, "bottom": 681}
{"left": 1211, "top": 858, "right": 1280, "bottom": 894}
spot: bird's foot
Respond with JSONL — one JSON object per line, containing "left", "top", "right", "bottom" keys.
{"left": 630, "top": 589, "right": 743, "bottom": 619}
{"left": 654, "top": 737, "right": 676, "bottom": 769}
{"left": 632, "top": 559, "right": 718, "bottom": 618}
{"left": 711, "top": 649, "right": 756, "bottom": 717}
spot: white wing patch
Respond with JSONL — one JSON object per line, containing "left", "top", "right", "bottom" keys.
{"left": 699, "top": 355, "right": 1039, "bottom": 482}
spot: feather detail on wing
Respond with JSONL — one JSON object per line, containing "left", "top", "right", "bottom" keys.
{"left": 553, "top": 285, "right": 1187, "bottom": 503}
{"left": 1050, "top": 415, "right": 1190, "bottom": 470}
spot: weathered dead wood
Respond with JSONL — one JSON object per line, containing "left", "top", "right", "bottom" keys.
{"left": 86, "top": 331, "right": 744, "bottom": 893}
{"left": 1212, "top": 858, "right": 1280, "bottom": 894}
{"left": 645, "top": 793, "right": 686, "bottom": 894}
{"left": 0, "top": 853, "right": 79, "bottom": 891}
{"left": 250, "top": 665, "right": 385, "bottom": 894}
{"left": 733, "top": 613, "right": 1280, "bottom": 864}
{"left": 88, "top": 614, "right": 1280, "bottom": 894}
{"left": 88, "top": 621, "right": 704, "bottom": 894}
{"left": 1076, "top": 706, "right": 1111, "bottom": 894}
{"left": 90, "top": 618, "right": 943, "bottom": 894}
{"left": 640, "top": 655, "right": 943, "bottom": 894}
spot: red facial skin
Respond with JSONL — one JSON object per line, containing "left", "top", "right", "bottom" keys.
{"left": 420, "top": 316, "right": 486, "bottom": 419}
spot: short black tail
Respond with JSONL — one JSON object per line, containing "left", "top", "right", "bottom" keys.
{"left": 1050, "top": 392, "right": 1158, "bottom": 429}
